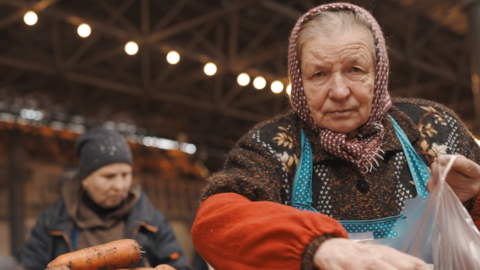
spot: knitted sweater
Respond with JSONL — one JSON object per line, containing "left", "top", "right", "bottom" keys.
{"left": 192, "top": 98, "right": 480, "bottom": 270}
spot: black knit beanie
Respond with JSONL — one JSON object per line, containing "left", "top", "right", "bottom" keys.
{"left": 75, "top": 127, "right": 133, "bottom": 180}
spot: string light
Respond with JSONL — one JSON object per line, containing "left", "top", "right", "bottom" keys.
{"left": 24, "top": 11, "right": 38, "bottom": 26}
{"left": 253, "top": 76, "right": 266, "bottom": 90}
{"left": 286, "top": 84, "right": 292, "bottom": 95}
{"left": 125, "top": 41, "right": 139, "bottom": 55}
{"left": 237, "top": 73, "right": 250, "bottom": 86}
{"left": 204, "top": 62, "right": 217, "bottom": 76}
{"left": 77, "top": 23, "right": 91, "bottom": 38}
{"left": 271, "top": 80, "right": 284, "bottom": 94}
{"left": 166, "top": 51, "right": 180, "bottom": 65}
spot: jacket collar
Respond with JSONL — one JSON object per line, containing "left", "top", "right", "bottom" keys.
{"left": 125, "top": 191, "right": 158, "bottom": 238}
{"left": 44, "top": 190, "right": 158, "bottom": 245}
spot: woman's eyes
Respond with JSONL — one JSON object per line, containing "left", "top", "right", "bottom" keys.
{"left": 351, "top": 67, "right": 363, "bottom": 73}
{"left": 313, "top": 71, "right": 325, "bottom": 78}
{"left": 309, "top": 67, "right": 364, "bottom": 78}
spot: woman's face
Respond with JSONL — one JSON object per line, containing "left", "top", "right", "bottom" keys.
{"left": 300, "top": 30, "right": 375, "bottom": 133}
{"left": 82, "top": 162, "right": 132, "bottom": 208}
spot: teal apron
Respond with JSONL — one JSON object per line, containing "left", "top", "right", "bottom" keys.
{"left": 291, "top": 115, "right": 431, "bottom": 240}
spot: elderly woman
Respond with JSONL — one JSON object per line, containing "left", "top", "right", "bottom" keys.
{"left": 21, "top": 127, "right": 190, "bottom": 270}
{"left": 191, "top": 2, "right": 480, "bottom": 270}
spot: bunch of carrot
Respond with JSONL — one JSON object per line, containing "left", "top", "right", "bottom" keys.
{"left": 46, "top": 239, "right": 176, "bottom": 270}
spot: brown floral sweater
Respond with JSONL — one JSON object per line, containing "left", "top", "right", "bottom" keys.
{"left": 192, "top": 98, "right": 480, "bottom": 270}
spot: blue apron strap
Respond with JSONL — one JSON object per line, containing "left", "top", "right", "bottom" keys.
{"left": 290, "top": 117, "right": 431, "bottom": 239}
{"left": 72, "top": 224, "right": 79, "bottom": 251}
{"left": 388, "top": 114, "right": 431, "bottom": 198}
{"left": 291, "top": 129, "right": 318, "bottom": 212}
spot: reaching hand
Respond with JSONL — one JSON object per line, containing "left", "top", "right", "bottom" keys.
{"left": 427, "top": 155, "right": 480, "bottom": 203}
{"left": 313, "top": 238, "right": 430, "bottom": 270}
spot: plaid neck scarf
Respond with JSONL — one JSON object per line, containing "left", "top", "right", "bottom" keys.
{"left": 288, "top": 2, "right": 392, "bottom": 172}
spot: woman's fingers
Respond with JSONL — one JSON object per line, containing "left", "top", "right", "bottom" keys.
{"left": 366, "top": 259, "right": 398, "bottom": 270}
{"left": 427, "top": 155, "right": 480, "bottom": 202}
{"left": 314, "top": 238, "right": 429, "bottom": 270}
{"left": 426, "top": 162, "right": 439, "bottom": 192}
{"left": 380, "top": 247, "right": 431, "bottom": 270}
{"left": 449, "top": 155, "right": 479, "bottom": 179}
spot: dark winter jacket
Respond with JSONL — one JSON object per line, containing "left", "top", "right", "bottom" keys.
{"left": 20, "top": 190, "right": 191, "bottom": 270}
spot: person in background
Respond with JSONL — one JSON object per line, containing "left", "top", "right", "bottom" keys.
{"left": 21, "top": 127, "right": 190, "bottom": 270}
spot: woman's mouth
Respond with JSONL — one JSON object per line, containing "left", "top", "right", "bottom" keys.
{"left": 329, "top": 109, "right": 354, "bottom": 117}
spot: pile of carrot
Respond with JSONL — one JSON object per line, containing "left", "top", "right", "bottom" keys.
{"left": 46, "top": 239, "right": 177, "bottom": 270}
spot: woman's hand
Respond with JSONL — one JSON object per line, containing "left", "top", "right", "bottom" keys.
{"left": 427, "top": 155, "right": 480, "bottom": 202}
{"left": 313, "top": 238, "right": 430, "bottom": 270}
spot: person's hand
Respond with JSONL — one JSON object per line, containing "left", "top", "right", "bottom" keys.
{"left": 427, "top": 155, "right": 480, "bottom": 202}
{"left": 313, "top": 238, "right": 430, "bottom": 270}
{"left": 155, "top": 265, "right": 177, "bottom": 270}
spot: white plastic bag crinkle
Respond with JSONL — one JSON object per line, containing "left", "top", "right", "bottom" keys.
{"left": 368, "top": 155, "right": 480, "bottom": 269}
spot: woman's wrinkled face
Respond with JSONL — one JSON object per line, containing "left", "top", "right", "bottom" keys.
{"left": 301, "top": 30, "right": 375, "bottom": 133}
{"left": 82, "top": 162, "right": 132, "bottom": 208}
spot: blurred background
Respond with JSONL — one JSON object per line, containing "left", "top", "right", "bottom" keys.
{"left": 0, "top": 0, "right": 479, "bottom": 268}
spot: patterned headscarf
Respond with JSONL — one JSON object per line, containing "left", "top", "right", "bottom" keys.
{"left": 288, "top": 2, "right": 392, "bottom": 172}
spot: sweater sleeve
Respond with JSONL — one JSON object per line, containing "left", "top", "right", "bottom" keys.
{"left": 191, "top": 193, "right": 348, "bottom": 270}
{"left": 440, "top": 105, "right": 480, "bottom": 230}
{"left": 395, "top": 99, "right": 480, "bottom": 230}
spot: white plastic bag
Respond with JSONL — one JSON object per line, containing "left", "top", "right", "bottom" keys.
{"left": 367, "top": 156, "right": 480, "bottom": 269}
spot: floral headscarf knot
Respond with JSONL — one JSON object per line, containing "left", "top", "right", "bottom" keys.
{"left": 288, "top": 2, "right": 392, "bottom": 172}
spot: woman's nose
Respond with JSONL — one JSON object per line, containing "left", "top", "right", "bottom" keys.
{"left": 112, "top": 177, "right": 126, "bottom": 191}
{"left": 328, "top": 73, "right": 350, "bottom": 101}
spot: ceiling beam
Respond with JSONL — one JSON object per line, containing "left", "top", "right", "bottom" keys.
{"left": 0, "top": 0, "right": 63, "bottom": 30}
{"left": 151, "top": 0, "right": 191, "bottom": 32}
{"left": 0, "top": 54, "right": 267, "bottom": 122}
{"left": 240, "top": 0, "right": 297, "bottom": 57}
{"left": 147, "top": 1, "right": 253, "bottom": 43}
{"left": 259, "top": 0, "right": 302, "bottom": 20}
{"left": 94, "top": 0, "right": 140, "bottom": 35}
{"left": 389, "top": 50, "right": 471, "bottom": 87}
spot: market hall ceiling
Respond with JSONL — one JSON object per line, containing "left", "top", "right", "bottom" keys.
{"left": 0, "top": 0, "right": 474, "bottom": 156}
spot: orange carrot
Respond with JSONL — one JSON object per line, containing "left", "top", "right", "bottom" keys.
{"left": 47, "top": 239, "right": 142, "bottom": 270}
{"left": 116, "top": 265, "right": 176, "bottom": 270}
{"left": 46, "top": 265, "right": 70, "bottom": 270}
{"left": 116, "top": 268, "right": 154, "bottom": 270}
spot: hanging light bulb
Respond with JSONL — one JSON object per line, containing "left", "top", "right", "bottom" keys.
{"left": 286, "top": 84, "right": 292, "bottom": 95}
{"left": 125, "top": 41, "right": 139, "bottom": 55}
{"left": 237, "top": 73, "right": 250, "bottom": 86}
{"left": 166, "top": 51, "right": 180, "bottom": 65}
{"left": 77, "top": 23, "right": 91, "bottom": 38}
{"left": 271, "top": 80, "right": 284, "bottom": 94}
{"left": 24, "top": 11, "right": 38, "bottom": 26}
{"left": 204, "top": 62, "right": 217, "bottom": 76}
{"left": 253, "top": 76, "right": 266, "bottom": 90}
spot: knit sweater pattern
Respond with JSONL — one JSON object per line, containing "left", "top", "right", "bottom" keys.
{"left": 199, "top": 98, "right": 480, "bottom": 269}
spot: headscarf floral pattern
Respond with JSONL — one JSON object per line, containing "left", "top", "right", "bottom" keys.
{"left": 288, "top": 2, "right": 392, "bottom": 172}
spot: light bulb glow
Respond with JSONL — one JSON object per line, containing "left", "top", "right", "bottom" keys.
{"left": 286, "top": 84, "right": 292, "bottom": 95}
{"left": 24, "top": 11, "right": 38, "bottom": 26}
{"left": 204, "top": 62, "right": 217, "bottom": 76}
{"left": 237, "top": 73, "right": 250, "bottom": 86}
{"left": 125, "top": 41, "right": 139, "bottom": 55}
{"left": 166, "top": 51, "right": 180, "bottom": 64}
{"left": 271, "top": 80, "right": 284, "bottom": 94}
{"left": 77, "top": 23, "right": 91, "bottom": 38}
{"left": 253, "top": 76, "right": 266, "bottom": 90}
